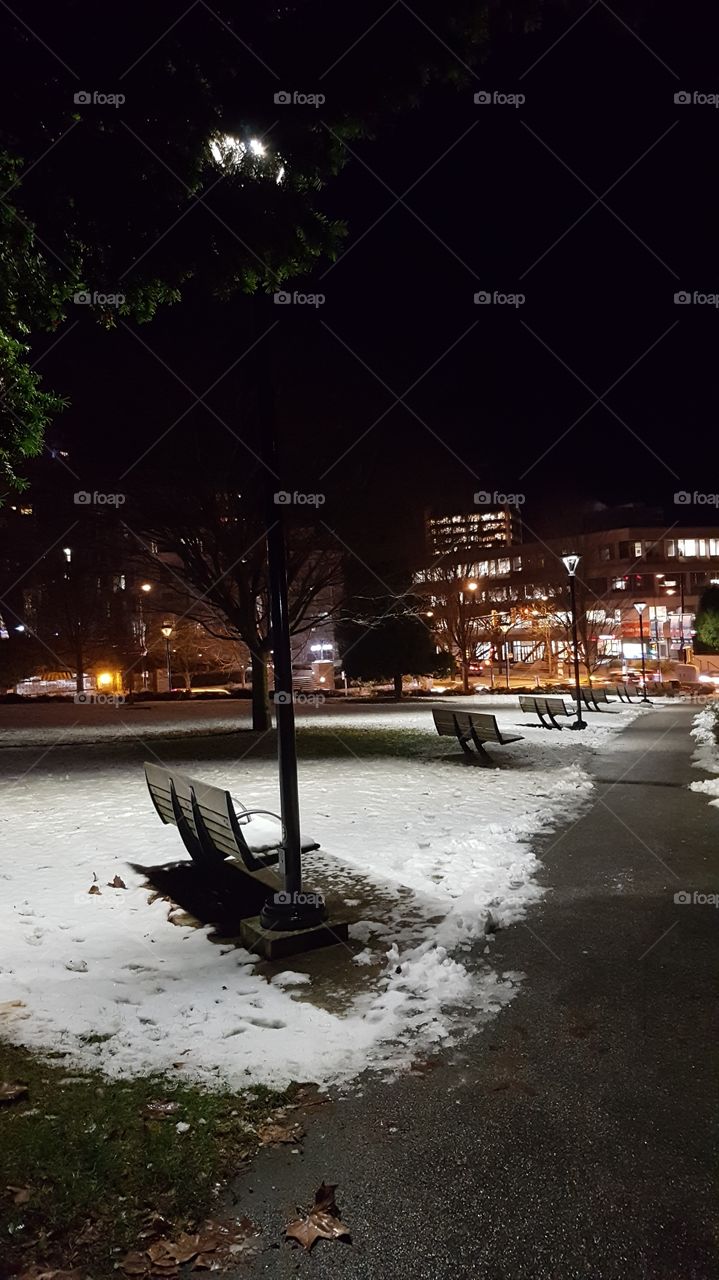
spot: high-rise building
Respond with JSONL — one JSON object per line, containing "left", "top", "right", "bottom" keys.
{"left": 426, "top": 506, "right": 518, "bottom": 558}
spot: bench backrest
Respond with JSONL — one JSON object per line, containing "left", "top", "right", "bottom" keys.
{"left": 432, "top": 707, "right": 501, "bottom": 742}
{"left": 519, "top": 694, "right": 570, "bottom": 716}
{"left": 145, "top": 762, "right": 241, "bottom": 863}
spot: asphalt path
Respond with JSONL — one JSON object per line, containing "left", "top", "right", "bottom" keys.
{"left": 229, "top": 704, "right": 718, "bottom": 1280}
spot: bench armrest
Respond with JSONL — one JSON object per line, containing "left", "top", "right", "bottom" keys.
{"left": 232, "top": 804, "right": 284, "bottom": 831}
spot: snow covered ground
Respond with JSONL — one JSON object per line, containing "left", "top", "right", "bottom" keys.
{"left": 689, "top": 702, "right": 719, "bottom": 806}
{"left": 0, "top": 698, "right": 644, "bottom": 1089}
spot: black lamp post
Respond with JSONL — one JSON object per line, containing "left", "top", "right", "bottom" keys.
{"left": 634, "top": 602, "right": 651, "bottom": 702}
{"left": 161, "top": 622, "right": 173, "bottom": 692}
{"left": 562, "top": 554, "right": 586, "bottom": 730}
{"left": 255, "top": 294, "right": 326, "bottom": 933}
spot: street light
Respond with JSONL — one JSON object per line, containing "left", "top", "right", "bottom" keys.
{"left": 561, "top": 554, "right": 586, "bottom": 730}
{"left": 634, "top": 603, "right": 651, "bottom": 702}
{"left": 161, "top": 622, "right": 173, "bottom": 692}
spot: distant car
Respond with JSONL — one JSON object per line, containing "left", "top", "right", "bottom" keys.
{"left": 607, "top": 670, "right": 641, "bottom": 685}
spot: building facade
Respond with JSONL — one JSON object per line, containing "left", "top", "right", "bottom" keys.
{"left": 416, "top": 521, "right": 719, "bottom": 671}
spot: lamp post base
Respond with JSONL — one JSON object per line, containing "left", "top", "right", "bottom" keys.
{"left": 241, "top": 914, "right": 348, "bottom": 960}
{"left": 570, "top": 719, "right": 587, "bottom": 730}
{"left": 259, "top": 894, "right": 327, "bottom": 933}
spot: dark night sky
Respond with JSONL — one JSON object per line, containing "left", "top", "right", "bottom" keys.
{"left": 25, "top": 2, "right": 719, "bottom": 559}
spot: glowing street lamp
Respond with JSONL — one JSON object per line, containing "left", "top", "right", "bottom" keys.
{"left": 161, "top": 622, "right": 173, "bottom": 692}
{"left": 562, "top": 554, "right": 586, "bottom": 730}
{"left": 634, "top": 603, "right": 651, "bottom": 702}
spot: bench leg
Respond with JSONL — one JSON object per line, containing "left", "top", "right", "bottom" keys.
{"left": 547, "top": 709, "right": 564, "bottom": 730}
{"left": 536, "top": 709, "right": 558, "bottom": 730}
{"left": 469, "top": 725, "right": 493, "bottom": 766}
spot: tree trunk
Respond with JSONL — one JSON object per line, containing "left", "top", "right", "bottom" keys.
{"left": 393, "top": 670, "right": 403, "bottom": 700}
{"left": 461, "top": 660, "right": 470, "bottom": 695}
{"left": 251, "top": 649, "right": 271, "bottom": 731}
{"left": 75, "top": 631, "right": 84, "bottom": 695}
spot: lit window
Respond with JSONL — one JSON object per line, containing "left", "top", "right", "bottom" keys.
{"left": 612, "top": 577, "right": 627, "bottom": 590}
{"left": 678, "top": 539, "right": 696, "bottom": 556}
{"left": 667, "top": 540, "right": 676, "bottom": 557}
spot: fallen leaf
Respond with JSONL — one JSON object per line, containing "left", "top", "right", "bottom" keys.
{"left": 258, "top": 1119, "right": 304, "bottom": 1146}
{"left": 0, "top": 1081, "right": 28, "bottom": 1104}
{"left": 167, "top": 908, "right": 201, "bottom": 928}
{"left": 285, "top": 1182, "right": 351, "bottom": 1252}
{"left": 143, "top": 1099, "right": 181, "bottom": 1120}
{"left": 7, "top": 1183, "right": 31, "bottom": 1204}
{"left": 16, "top": 1271, "right": 84, "bottom": 1280}
{"left": 88, "top": 884, "right": 102, "bottom": 895}
{"left": 0, "top": 999, "right": 26, "bottom": 1015}
{"left": 108, "top": 875, "right": 127, "bottom": 888}
{"left": 118, "top": 1250, "right": 150, "bottom": 1276}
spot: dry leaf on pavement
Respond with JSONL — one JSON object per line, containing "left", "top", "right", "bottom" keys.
{"left": 118, "top": 1217, "right": 260, "bottom": 1276}
{"left": 258, "top": 1119, "right": 305, "bottom": 1146}
{"left": 285, "top": 1182, "right": 351, "bottom": 1252}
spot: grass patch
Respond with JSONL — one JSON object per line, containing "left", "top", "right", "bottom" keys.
{"left": 0, "top": 1039, "right": 287, "bottom": 1278}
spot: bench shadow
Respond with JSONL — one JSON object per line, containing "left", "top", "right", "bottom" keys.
{"left": 130, "top": 859, "right": 269, "bottom": 934}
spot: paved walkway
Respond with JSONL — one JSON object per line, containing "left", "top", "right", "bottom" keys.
{"left": 231, "top": 705, "right": 718, "bottom": 1280}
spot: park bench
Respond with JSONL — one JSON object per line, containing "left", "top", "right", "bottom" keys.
{"left": 432, "top": 707, "right": 524, "bottom": 765}
{"left": 576, "top": 687, "right": 614, "bottom": 712}
{"left": 518, "top": 693, "right": 574, "bottom": 730}
{"left": 144, "top": 762, "right": 320, "bottom": 887}
{"left": 604, "top": 681, "right": 641, "bottom": 703}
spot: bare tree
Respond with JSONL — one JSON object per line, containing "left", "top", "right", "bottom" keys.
{"left": 136, "top": 488, "right": 343, "bottom": 729}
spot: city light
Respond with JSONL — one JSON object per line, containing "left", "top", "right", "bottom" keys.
{"left": 97, "top": 672, "right": 113, "bottom": 687}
